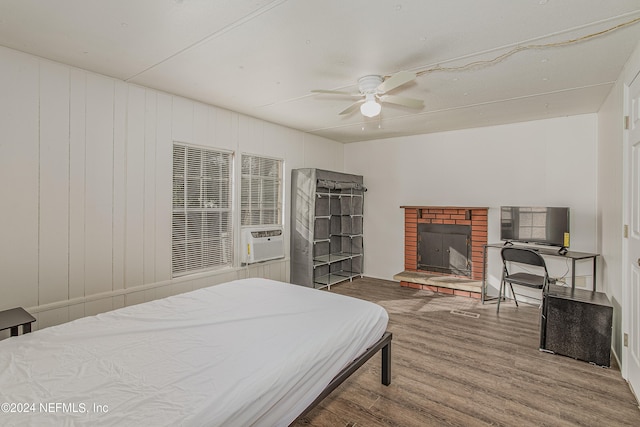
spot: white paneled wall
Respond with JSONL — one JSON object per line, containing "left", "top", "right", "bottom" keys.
{"left": 69, "top": 68, "right": 87, "bottom": 303}
{"left": 85, "top": 74, "right": 115, "bottom": 298}
{"left": 125, "top": 85, "right": 146, "bottom": 290}
{"left": 0, "top": 46, "right": 344, "bottom": 334}
{"left": 1, "top": 49, "right": 39, "bottom": 311}
{"left": 39, "top": 61, "right": 70, "bottom": 306}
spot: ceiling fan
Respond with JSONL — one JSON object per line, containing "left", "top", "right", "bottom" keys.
{"left": 311, "top": 71, "right": 424, "bottom": 117}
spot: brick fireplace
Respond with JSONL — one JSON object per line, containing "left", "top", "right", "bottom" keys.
{"left": 394, "top": 206, "right": 488, "bottom": 298}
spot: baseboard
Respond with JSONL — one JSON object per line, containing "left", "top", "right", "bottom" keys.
{"left": 361, "top": 274, "right": 399, "bottom": 282}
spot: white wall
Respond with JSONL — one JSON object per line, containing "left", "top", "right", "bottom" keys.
{"left": 597, "top": 40, "right": 640, "bottom": 367}
{"left": 344, "top": 115, "right": 598, "bottom": 293}
{"left": 0, "top": 46, "right": 344, "bottom": 333}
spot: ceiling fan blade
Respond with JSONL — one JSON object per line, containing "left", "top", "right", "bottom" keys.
{"left": 339, "top": 100, "right": 364, "bottom": 115}
{"left": 377, "top": 71, "right": 416, "bottom": 94}
{"left": 311, "top": 89, "right": 359, "bottom": 96}
{"left": 380, "top": 94, "right": 424, "bottom": 109}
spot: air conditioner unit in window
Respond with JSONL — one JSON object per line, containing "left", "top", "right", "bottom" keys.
{"left": 241, "top": 227, "right": 285, "bottom": 264}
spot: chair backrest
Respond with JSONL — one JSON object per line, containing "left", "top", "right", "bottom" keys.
{"left": 501, "top": 247, "right": 548, "bottom": 270}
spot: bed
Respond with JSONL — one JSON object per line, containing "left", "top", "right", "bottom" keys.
{"left": 0, "top": 278, "right": 391, "bottom": 426}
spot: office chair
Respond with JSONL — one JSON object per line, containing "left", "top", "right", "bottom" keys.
{"left": 497, "top": 247, "right": 550, "bottom": 313}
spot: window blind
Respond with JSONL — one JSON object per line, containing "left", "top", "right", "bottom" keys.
{"left": 240, "top": 154, "right": 283, "bottom": 226}
{"left": 172, "top": 143, "right": 233, "bottom": 276}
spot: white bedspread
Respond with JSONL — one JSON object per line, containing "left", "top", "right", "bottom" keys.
{"left": 0, "top": 278, "right": 388, "bottom": 426}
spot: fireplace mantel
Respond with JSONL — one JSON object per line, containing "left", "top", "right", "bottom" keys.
{"left": 400, "top": 205, "right": 489, "bottom": 210}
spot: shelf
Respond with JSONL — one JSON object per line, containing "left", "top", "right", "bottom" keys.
{"left": 316, "top": 192, "right": 363, "bottom": 198}
{"left": 314, "top": 270, "right": 363, "bottom": 287}
{"left": 313, "top": 252, "right": 362, "bottom": 267}
{"left": 333, "top": 233, "right": 362, "bottom": 238}
{"left": 314, "top": 253, "right": 350, "bottom": 266}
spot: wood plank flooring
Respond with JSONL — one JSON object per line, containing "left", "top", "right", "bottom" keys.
{"left": 292, "top": 277, "right": 640, "bottom": 427}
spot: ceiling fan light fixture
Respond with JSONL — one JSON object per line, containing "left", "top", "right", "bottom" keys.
{"left": 313, "top": 72, "right": 421, "bottom": 118}
{"left": 360, "top": 95, "right": 381, "bottom": 117}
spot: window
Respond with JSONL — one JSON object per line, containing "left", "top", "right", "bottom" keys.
{"left": 172, "top": 143, "right": 233, "bottom": 276}
{"left": 517, "top": 207, "right": 548, "bottom": 241}
{"left": 240, "top": 154, "right": 283, "bottom": 226}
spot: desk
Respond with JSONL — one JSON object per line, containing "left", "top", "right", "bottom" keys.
{"left": 481, "top": 243, "right": 599, "bottom": 303}
{"left": 0, "top": 307, "right": 36, "bottom": 336}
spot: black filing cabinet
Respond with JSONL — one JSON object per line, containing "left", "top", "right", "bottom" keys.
{"left": 540, "top": 285, "right": 613, "bottom": 367}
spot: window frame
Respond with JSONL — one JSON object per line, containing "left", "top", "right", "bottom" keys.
{"left": 240, "top": 153, "right": 284, "bottom": 228}
{"left": 172, "top": 142, "right": 234, "bottom": 277}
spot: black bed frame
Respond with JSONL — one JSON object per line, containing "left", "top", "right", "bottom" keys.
{"left": 296, "top": 331, "right": 392, "bottom": 420}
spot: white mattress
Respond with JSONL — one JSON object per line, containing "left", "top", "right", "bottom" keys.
{"left": 0, "top": 278, "right": 388, "bottom": 426}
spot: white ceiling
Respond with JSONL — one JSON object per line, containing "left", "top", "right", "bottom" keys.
{"left": 1, "top": 0, "right": 639, "bottom": 143}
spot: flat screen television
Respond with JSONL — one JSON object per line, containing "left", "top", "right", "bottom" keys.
{"left": 500, "top": 206, "right": 570, "bottom": 249}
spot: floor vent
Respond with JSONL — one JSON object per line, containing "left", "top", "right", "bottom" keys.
{"left": 450, "top": 309, "right": 480, "bottom": 319}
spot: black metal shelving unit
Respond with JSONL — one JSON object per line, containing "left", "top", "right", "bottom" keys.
{"left": 291, "top": 169, "right": 366, "bottom": 289}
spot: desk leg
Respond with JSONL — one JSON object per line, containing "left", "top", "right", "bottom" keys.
{"left": 539, "top": 292, "right": 548, "bottom": 350}
{"left": 481, "top": 245, "right": 488, "bottom": 304}
{"left": 571, "top": 259, "right": 577, "bottom": 293}
{"left": 593, "top": 256, "right": 597, "bottom": 292}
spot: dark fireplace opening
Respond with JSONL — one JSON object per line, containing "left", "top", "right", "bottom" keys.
{"left": 418, "top": 223, "right": 471, "bottom": 277}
